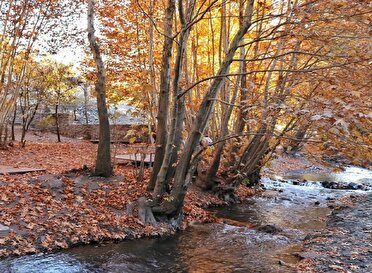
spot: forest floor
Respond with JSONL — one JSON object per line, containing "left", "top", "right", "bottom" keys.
{"left": 264, "top": 148, "right": 339, "bottom": 177}
{"left": 0, "top": 127, "right": 254, "bottom": 258}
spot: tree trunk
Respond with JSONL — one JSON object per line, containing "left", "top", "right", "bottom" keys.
{"left": 11, "top": 104, "right": 17, "bottom": 141}
{"left": 87, "top": 0, "right": 112, "bottom": 177}
{"left": 204, "top": 70, "right": 241, "bottom": 190}
{"left": 21, "top": 119, "right": 27, "bottom": 147}
{"left": 205, "top": 2, "right": 247, "bottom": 189}
{"left": 0, "top": 124, "right": 8, "bottom": 148}
{"left": 147, "top": 0, "right": 157, "bottom": 135}
{"left": 165, "top": 95, "right": 186, "bottom": 185}
{"left": 21, "top": 110, "right": 38, "bottom": 147}
{"left": 147, "top": 0, "right": 176, "bottom": 191}
{"left": 55, "top": 104, "right": 61, "bottom": 143}
{"left": 83, "top": 83, "right": 89, "bottom": 125}
{"left": 152, "top": 0, "right": 195, "bottom": 204}
{"left": 286, "top": 122, "right": 311, "bottom": 153}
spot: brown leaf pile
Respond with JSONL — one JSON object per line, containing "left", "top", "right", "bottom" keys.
{"left": 0, "top": 142, "right": 97, "bottom": 174}
{"left": 0, "top": 141, "right": 255, "bottom": 258}
{"left": 0, "top": 171, "right": 155, "bottom": 258}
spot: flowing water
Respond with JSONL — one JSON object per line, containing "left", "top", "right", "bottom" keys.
{"left": 1, "top": 167, "right": 371, "bottom": 273}
{"left": 283, "top": 166, "right": 372, "bottom": 186}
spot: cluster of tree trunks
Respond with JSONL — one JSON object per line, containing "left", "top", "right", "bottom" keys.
{"left": 146, "top": 0, "right": 256, "bottom": 219}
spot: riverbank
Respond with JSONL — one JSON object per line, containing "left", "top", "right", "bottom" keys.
{"left": 3, "top": 128, "right": 368, "bottom": 265}
{"left": 0, "top": 130, "right": 255, "bottom": 259}
{"left": 297, "top": 194, "right": 372, "bottom": 273}
{"left": 263, "top": 154, "right": 372, "bottom": 272}
{"left": 1, "top": 132, "right": 371, "bottom": 272}
{"left": 264, "top": 152, "right": 337, "bottom": 178}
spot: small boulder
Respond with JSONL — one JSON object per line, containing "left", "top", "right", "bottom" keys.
{"left": 0, "top": 224, "right": 10, "bottom": 237}
{"left": 257, "top": 224, "right": 283, "bottom": 234}
{"left": 321, "top": 181, "right": 339, "bottom": 189}
{"left": 321, "top": 181, "right": 332, "bottom": 188}
{"left": 347, "top": 182, "right": 361, "bottom": 190}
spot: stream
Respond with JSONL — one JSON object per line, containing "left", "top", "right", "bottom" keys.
{"left": 0, "top": 166, "right": 371, "bottom": 273}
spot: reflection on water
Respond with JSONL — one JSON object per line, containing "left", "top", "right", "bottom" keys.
{"left": 212, "top": 195, "right": 330, "bottom": 232}
{"left": 1, "top": 166, "right": 371, "bottom": 273}
{"left": 0, "top": 223, "right": 297, "bottom": 273}
{"left": 0, "top": 254, "right": 92, "bottom": 273}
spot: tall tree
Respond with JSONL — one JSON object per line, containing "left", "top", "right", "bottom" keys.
{"left": 87, "top": 0, "right": 112, "bottom": 177}
{"left": 152, "top": 0, "right": 196, "bottom": 203}
{"left": 147, "top": 0, "right": 176, "bottom": 191}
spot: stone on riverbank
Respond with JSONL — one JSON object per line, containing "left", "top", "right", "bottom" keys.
{"left": 0, "top": 224, "right": 10, "bottom": 237}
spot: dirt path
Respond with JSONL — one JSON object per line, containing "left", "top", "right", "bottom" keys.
{"left": 10, "top": 126, "right": 84, "bottom": 144}
{"left": 297, "top": 194, "right": 372, "bottom": 273}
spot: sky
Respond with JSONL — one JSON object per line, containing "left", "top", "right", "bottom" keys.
{"left": 50, "top": 46, "right": 85, "bottom": 66}
{"left": 40, "top": 9, "right": 88, "bottom": 67}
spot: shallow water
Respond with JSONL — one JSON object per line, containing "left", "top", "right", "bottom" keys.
{"left": 1, "top": 167, "right": 371, "bottom": 273}
{"left": 283, "top": 166, "right": 372, "bottom": 185}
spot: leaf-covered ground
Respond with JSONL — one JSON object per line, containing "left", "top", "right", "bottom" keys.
{"left": 264, "top": 152, "right": 335, "bottom": 177}
{"left": 0, "top": 130, "right": 254, "bottom": 258}
{"left": 297, "top": 194, "right": 372, "bottom": 273}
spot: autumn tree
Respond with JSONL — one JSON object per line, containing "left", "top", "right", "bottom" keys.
{"left": 41, "top": 61, "right": 77, "bottom": 142}
{"left": 284, "top": 0, "right": 372, "bottom": 166}
{"left": 0, "top": 0, "right": 82, "bottom": 147}
{"left": 201, "top": 0, "right": 372, "bottom": 187}
{"left": 147, "top": 0, "right": 176, "bottom": 191}
{"left": 94, "top": 1, "right": 164, "bottom": 128}
{"left": 15, "top": 59, "right": 48, "bottom": 145}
